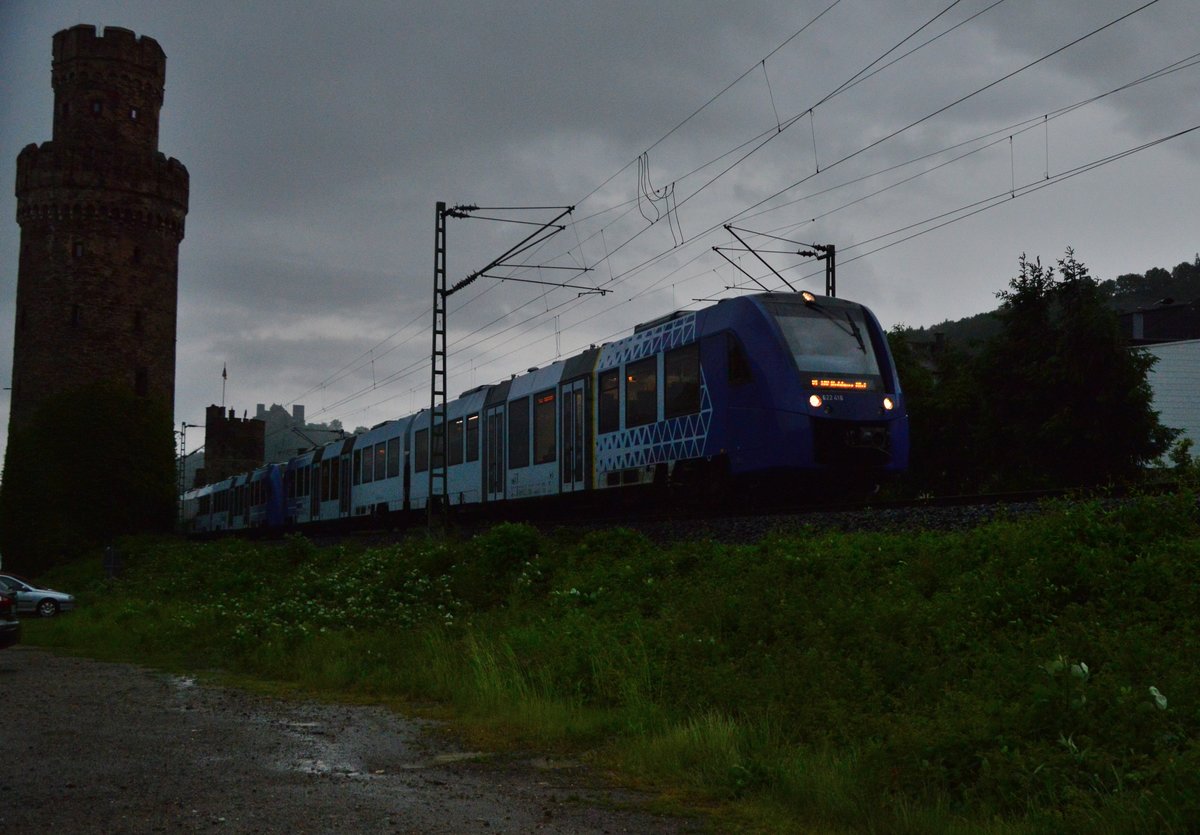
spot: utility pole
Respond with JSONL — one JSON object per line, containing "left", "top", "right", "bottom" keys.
{"left": 715, "top": 225, "right": 837, "bottom": 297}
{"left": 799, "top": 244, "right": 836, "bottom": 297}
{"left": 177, "top": 421, "right": 203, "bottom": 524}
{"left": 428, "top": 202, "right": 600, "bottom": 526}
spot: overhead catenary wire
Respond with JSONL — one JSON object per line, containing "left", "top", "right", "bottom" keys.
{"left": 289, "top": 1, "right": 1181, "bottom": 431}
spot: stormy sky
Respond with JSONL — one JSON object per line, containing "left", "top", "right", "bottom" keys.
{"left": 1, "top": 0, "right": 1196, "bottom": 464}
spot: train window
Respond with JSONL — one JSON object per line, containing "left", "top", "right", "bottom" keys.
{"left": 598, "top": 370, "right": 619, "bottom": 433}
{"left": 764, "top": 299, "right": 883, "bottom": 384}
{"left": 448, "top": 418, "right": 465, "bottom": 466}
{"left": 415, "top": 428, "right": 429, "bottom": 473}
{"left": 465, "top": 414, "right": 480, "bottom": 462}
{"left": 727, "top": 333, "right": 753, "bottom": 385}
{"left": 375, "top": 443, "right": 387, "bottom": 480}
{"left": 508, "top": 396, "right": 530, "bottom": 469}
{"left": 363, "top": 445, "right": 375, "bottom": 483}
{"left": 534, "top": 390, "right": 556, "bottom": 464}
{"left": 387, "top": 437, "right": 400, "bottom": 478}
{"left": 625, "top": 356, "right": 657, "bottom": 428}
{"left": 353, "top": 449, "right": 362, "bottom": 485}
{"left": 431, "top": 425, "right": 446, "bottom": 470}
{"left": 664, "top": 343, "right": 700, "bottom": 418}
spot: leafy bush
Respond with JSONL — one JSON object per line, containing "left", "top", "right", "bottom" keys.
{"left": 28, "top": 497, "right": 1200, "bottom": 832}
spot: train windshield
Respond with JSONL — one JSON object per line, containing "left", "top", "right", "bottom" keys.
{"left": 763, "top": 299, "right": 883, "bottom": 388}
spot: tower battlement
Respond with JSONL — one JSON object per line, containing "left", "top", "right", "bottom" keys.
{"left": 52, "top": 25, "right": 165, "bottom": 75}
{"left": 50, "top": 24, "right": 170, "bottom": 153}
{"left": 16, "top": 141, "right": 190, "bottom": 218}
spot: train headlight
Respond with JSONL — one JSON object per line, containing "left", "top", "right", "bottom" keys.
{"left": 808, "top": 394, "right": 823, "bottom": 409}
{"left": 882, "top": 396, "right": 895, "bottom": 411}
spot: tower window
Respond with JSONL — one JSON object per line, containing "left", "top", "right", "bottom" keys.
{"left": 91, "top": 101, "right": 102, "bottom": 115}
{"left": 135, "top": 367, "right": 148, "bottom": 397}
{"left": 73, "top": 242, "right": 84, "bottom": 258}
{"left": 71, "top": 304, "right": 81, "bottom": 327}
{"left": 129, "top": 106, "right": 139, "bottom": 121}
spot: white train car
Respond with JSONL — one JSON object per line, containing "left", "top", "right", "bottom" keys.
{"left": 408, "top": 384, "right": 491, "bottom": 510}
{"left": 350, "top": 416, "right": 412, "bottom": 517}
{"left": 312, "top": 437, "right": 355, "bottom": 523}
{"left": 283, "top": 450, "right": 317, "bottom": 526}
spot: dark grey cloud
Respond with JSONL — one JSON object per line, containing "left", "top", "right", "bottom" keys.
{"left": 1, "top": 0, "right": 1196, "bottom": 463}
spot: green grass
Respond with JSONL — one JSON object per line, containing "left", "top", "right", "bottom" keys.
{"left": 24, "top": 493, "right": 1200, "bottom": 833}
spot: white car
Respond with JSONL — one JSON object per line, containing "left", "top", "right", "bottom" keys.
{"left": 0, "top": 573, "right": 76, "bottom": 617}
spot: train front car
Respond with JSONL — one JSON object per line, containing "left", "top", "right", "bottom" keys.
{"left": 704, "top": 291, "right": 908, "bottom": 495}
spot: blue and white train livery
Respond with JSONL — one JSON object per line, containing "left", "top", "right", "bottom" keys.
{"left": 182, "top": 291, "right": 908, "bottom": 531}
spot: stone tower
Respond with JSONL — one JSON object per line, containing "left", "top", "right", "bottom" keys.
{"left": 10, "top": 24, "right": 189, "bottom": 432}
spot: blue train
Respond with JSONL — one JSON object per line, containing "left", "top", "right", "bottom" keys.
{"left": 181, "top": 291, "right": 908, "bottom": 532}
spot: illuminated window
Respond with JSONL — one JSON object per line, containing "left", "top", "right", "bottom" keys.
{"left": 533, "top": 390, "right": 556, "bottom": 464}
{"left": 465, "top": 414, "right": 480, "bottom": 462}
{"left": 598, "top": 369, "right": 619, "bottom": 433}
{"left": 375, "top": 442, "right": 387, "bottom": 480}
{"left": 508, "top": 396, "right": 530, "bottom": 469}
{"left": 448, "top": 417, "right": 464, "bottom": 466}
{"left": 625, "top": 356, "right": 657, "bottom": 428}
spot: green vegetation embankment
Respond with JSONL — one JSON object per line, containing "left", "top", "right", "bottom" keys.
{"left": 28, "top": 494, "right": 1200, "bottom": 833}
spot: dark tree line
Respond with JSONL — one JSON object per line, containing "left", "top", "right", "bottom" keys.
{"left": 889, "top": 250, "right": 1176, "bottom": 494}
{"left": 0, "top": 384, "right": 177, "bottom": 574}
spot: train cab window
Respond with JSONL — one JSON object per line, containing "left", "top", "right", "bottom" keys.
{"left": 625, "top": 356, "right": 657, "bottom": 428}
{"left": 727, "top": 333, "right": 753, "bottom": 385}
{"left": 465, "top": 414, "right": 480, "bottom": 462}
{"left": 387, "top": 437, "right": 400, "bottom": 478}
{"left": 353, "top": 449, "right": 362, "bottom": 485}
{"left": 415, "top": 428, "right": 429, "bottom": 473}
{"left": 448, "top": 418, "right": 465, "bottom": 466}
{"left": 374, "top": 443, "right": 387, "bottom": 480}
{"left": 664, "top": 343, "right": 700, "bottom": 418}
{"left": 508, "top": 396, "right": 530, "bottom": 469}
{"left": 533, "top": 390, "right": 556, "bottom": 464}
{"left": 598, "top": 370, "right": 619, "bottom": 433}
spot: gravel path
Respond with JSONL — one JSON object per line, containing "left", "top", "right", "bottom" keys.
{"left": 0, "top": 647, "right": 700, "bottom": 834}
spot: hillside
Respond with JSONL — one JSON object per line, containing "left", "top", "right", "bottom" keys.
{"left": 907, "top": 254, "right": 1200, "bottom": 347}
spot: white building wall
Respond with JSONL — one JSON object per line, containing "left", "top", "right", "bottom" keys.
{"left": 1143, "top": 339, "right": 1200, "bottom": 450}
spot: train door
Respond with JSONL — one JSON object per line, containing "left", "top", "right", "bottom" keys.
{"left": 309, "top": 455, "right": 322, "bottom": 520}
{"left": 560, "top": 378, "right": 587, "bottom": 492}
{"left": 339, "top": 453, "right": 351, "bottom": 516}
{"left": 484, "top": 403, "right": 505, "bottom": 502}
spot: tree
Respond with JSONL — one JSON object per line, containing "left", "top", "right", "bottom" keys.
{"left": 976, "top": 249, "right": 1174, "bottom": 489}
{"left": 888, "top": 328, "right": 986, "bottom": 493}
{"left": 0, "top": 384, "right": 176, "bottom": 574}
